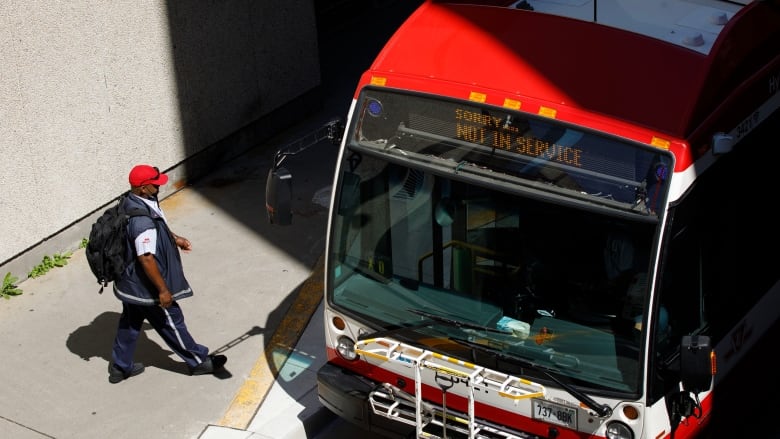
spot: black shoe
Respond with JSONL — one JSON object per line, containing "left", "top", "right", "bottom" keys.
{"left": 190, "top": 354, "right": 228, "bottom": 376}
{"left": 108, "top": 362, "right": 145, "bottom": 384}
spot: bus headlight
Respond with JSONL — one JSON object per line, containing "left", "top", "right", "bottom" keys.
{"left": 336, "top": 336, "right": 357, "bottom": 361}
{"left": 605, "top": 421, "right": 633, "bottom": 439}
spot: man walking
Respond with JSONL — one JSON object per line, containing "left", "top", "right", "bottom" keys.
{"left": 108, "top": 164, "right": 226, "bottom": 383}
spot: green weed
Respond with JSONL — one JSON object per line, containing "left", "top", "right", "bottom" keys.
{"left": 28, "top": 251, "right": 73, "bottom": 279}
{"left": 1, "top": 272, "right": 23, "bottom": 299}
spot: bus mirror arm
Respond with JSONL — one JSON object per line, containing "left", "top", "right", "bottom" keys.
{"left": 271, "top": 118, "right": 344, "bottom": 170}
{"left": 265, "top": 118, "right": 344, "bottom": 225}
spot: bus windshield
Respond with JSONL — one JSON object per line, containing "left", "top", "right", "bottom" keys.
{"left": 328, "top": 89, "right": 673, "bottom": 394}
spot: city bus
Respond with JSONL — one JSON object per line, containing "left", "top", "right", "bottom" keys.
{"left": 267, "top": 0, "right": 780, "bottom": 437}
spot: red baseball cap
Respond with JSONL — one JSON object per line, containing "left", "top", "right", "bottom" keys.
{"left": 129, "top": 165, "right": 169, "bottom": 187}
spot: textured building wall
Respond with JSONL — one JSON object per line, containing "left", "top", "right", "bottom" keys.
{"left": 0, "top": 1, "right": 321, "bottom": 279}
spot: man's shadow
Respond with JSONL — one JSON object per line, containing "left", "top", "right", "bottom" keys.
{"left": 66, "top": 311, "right": 192, "bottom": 375}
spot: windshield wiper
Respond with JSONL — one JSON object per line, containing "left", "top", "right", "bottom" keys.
{"left": 450, "top": 336, "right": 612, "bottom": 418}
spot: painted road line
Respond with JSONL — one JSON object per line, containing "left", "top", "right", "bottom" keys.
{"left": 217, "top": 255, "right": 325, "bottom": 429}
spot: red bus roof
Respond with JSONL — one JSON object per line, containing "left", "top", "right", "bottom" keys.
{"left": 358, "top": 0, "right": 780, "bottom": 147}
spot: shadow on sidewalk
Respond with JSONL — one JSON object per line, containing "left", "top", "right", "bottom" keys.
{"left": 67, "top": 311, "right": 203, "bottom": 376}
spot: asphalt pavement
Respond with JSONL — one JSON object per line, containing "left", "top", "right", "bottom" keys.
{"left": 0, "top": 3, "right": 423, "bottom": 439}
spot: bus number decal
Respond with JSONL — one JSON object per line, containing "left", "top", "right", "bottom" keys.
{"left": 734, "top": 111, "right": 760, "bottom": 141}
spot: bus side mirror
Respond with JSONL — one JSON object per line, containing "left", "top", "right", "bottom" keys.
{"left": 263, "top": 118, "right": 345, "bottom": 225}
{"left": 266, "top": 167, "right": 292, "bottom": 225}
{"left": 680, "top": 335, "right": 714, "bottom": 393}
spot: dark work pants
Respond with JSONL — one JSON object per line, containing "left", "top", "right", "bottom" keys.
{"left": 111, "top": 301, "right": 209, "bottom": 373}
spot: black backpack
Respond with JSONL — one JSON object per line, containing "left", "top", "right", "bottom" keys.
{"left": 86, "top": 196, "right": 149, "bottom": 293}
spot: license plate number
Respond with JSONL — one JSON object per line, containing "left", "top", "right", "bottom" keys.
{"left": 532, "top": 399, "right": 577, "bottom": 429}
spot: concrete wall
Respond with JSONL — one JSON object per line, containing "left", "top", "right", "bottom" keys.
{"left": 0, "top": 1, "right": 322, "bottom": 281}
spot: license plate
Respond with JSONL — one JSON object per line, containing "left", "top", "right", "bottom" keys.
{"left": 532, "top": 399, "right": 577, "bottom": 429}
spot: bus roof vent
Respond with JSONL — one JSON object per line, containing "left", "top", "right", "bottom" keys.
{"left": 682, "top": 32, "right": 705, "bottom": 47}
{"left": 709, "top": 12, "right": 728, "bottom": 26}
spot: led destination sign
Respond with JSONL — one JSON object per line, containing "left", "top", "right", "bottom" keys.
{"left": 454, "top": 108, "right": 584, "bottom": 168}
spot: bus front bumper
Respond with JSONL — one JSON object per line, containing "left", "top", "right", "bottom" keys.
{"left": 317, "top": 362, "right": 415, "bottom": 439}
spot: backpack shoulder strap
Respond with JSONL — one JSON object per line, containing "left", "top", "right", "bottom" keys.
{"left": 118, "top": 193, "right": 152, "bottom": 219}
{"left": 122, "top": 200, "right": 175, "bottom": 244}
{"left": 126, "top": 208, "right": 149, "bottom": 218}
